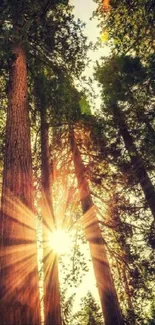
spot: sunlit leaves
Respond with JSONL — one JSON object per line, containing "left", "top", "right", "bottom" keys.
{"left": 73, "top": 292, "right": 103, "bottom": 325}
{"left": 79, "top": 95, "right": 91, "bottom": 115}
{"left": 95, "top": 0, "right": 155, "bottom": 60}
{"left": 100, "top": 30, "right": 109, "bottom": 42}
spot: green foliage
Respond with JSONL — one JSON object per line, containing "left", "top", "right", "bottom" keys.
{"left": 60, "top": 228, "right": 89, "bottom": 289}
{"left": 93, "top": 47, "right": 155, "bottom": 321}
{"left": 79, "top": 95, "right": 91, "bottom": 115}
{"left": 49, "top": 72, "right": 82, "bottom": 123}
{"left": 0, "top": 0, "right": 88, "bottom": 76}
{"left": 31, "top": 67, "right": 83, "bottom": 127}
{"left": 1, "top": 1, "right": 155, "bottom": 324}
{"left": 95, "top": 0, "right": 155, "bottom": 60}
{"left": 95, "top": 53, "right": 155, "bottom": 170}
{"left": 95, "top": 54, "right": 146, "bottom": 103}
{"left": 148, "top": 301, "right": 155, "bottom": 325}
{"left": 61, "top": 290, "right": 76, "bottom": 325}
{"left": 73, "top": 292, "right": 103, "bottom": 325}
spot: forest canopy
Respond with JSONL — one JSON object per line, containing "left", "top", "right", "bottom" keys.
{"left": 0, "top": 1, "right": 155, "bottom": 325}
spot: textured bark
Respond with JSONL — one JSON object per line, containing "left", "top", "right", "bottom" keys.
{"left": 38, "top": 90, "right": 62, "bottom": 325}
{"left": 112, "top": 104, "right": 155, "bottom": 246}
{"left": 109, "top": 194, "right": 136, "bottom": 323}
{"left": 69, "top": 127, "right": 124, "bottom": 325}
{"left": 0, "top": 45, "right": 41, "bottom": 324}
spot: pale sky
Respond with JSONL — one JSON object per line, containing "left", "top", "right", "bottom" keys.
{"left": 70, "top": 0, "right": 110, "bottom": 112}
{"left": 70, "top": 0, "right": 110, "bottom": 61}
{"left": 70, "top": 0, "right": 100, "bottom": 42}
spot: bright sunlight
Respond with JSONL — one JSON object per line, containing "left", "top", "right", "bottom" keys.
{"left": 49, "top": 229, "right": 72, "bottom": 255}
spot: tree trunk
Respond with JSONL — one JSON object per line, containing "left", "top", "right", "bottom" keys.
{"left": 37, "top": 83, "right": 62, "bottom": 325}
{"left": 112, "top": 104, "right": 155, "bottom": 247}
{"left": 122, "top": 266, "right": 136, "bottom": 325}
{"left": 69, "top": 127, "right": 124, "bottom": 325}
{"left": 108, "top": 192, "right": 136, "bottom": 324}
{"left": 0, "top": 45, "right": 41, "bottom": 325}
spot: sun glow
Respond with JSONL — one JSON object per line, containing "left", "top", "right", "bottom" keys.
{"left": 49, "top": 229, "right": 72, "bottom": 255}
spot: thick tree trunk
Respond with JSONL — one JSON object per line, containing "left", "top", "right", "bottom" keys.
{"left": 69, "top": 127, "right": 124, "bottom": 325}
{"left": 38, "top": 89, "right": 62, "bottom": 325}
{"left": 112, "top": 104, "right": 155, "bottom": 247}
{"left": 0, "top": 45, "right": 41, "bottom": 325}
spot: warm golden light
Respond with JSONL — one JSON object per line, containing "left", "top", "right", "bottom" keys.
{"left": 49, "top": 229, "right": 72, "bottom": 255}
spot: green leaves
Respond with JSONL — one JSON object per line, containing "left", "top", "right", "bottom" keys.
{"left": 79, "top": 95, "right": 91, "bottom": 115}
{"left": 74, "top": 292, "right": 103, "bottom": 325}
{"left": 1, "top": 0, "right": 88, "bottom": 77}
{"left": 95, "top": 0, "right": 155, "bottom": 61}
{"left": 95, "top": 54, "right": 147, "bottom": 105}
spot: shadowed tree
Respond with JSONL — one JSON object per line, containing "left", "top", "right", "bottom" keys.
{"left": 95, "top": 55, "right": 155, "bottom": 248}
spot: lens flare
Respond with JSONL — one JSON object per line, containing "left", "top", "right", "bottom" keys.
{"left": 49, "top": 229, "right": 71, "bottom": 255}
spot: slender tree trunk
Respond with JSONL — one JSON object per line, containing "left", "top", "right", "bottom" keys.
{"left": 112, "top": 104, "right": 155, "bottom": 247}
{"left": 109, "top": 192, "right": 136, "bottom": 324}
{"left": 37, "top": 82, "right": 62, "bottom": 325}
{"left": 69, "top": 126, "right": 124, "bottom": 325}
{"left": 122, "top": 266, "right": 136, "bottom": 325}
{"left": 0, "top": 45, "right": 41, "bottom": 325}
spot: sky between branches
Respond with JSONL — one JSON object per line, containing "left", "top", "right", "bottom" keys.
{"left": 70, "top": 0, "right": 110, "bottom": 111}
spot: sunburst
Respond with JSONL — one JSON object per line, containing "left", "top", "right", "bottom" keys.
{"left": 48, "top": 229, "right": 72, "bottom": 255}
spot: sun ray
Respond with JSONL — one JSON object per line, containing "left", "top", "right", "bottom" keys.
{"left": 49, "top": 229, "right": 72, "bottom": 255}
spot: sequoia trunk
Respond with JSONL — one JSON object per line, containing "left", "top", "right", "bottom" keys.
{"left": 0, "top": 45, "right": 41, "bottom": 324}
{"left": 38, "top": 84, "right": 62, "bottom": 325}
{"left": 69, "top": 127, "right": 124, "bottom": 325}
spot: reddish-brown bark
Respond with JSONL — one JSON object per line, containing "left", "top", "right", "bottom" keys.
{"left": 69, "top": 127, "right": 124, "bottom": 325}
{"left": 37, "top": 85, "right": 62, "bottom": 325}
{"left": 0, "top": 45, "right": 41, "bottom": 325}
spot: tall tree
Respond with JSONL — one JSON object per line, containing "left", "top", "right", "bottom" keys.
{"left": 0, "top": 34, "right": 40, "bottom": 325}
{"left": 34, "top": 73, "right": 62, "bottom": 325}
{"left": 69, "top": 125, "right": 124, "bottom": 325}
{"left": 95, "top": 56, "right": 155, "bottom": 248}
